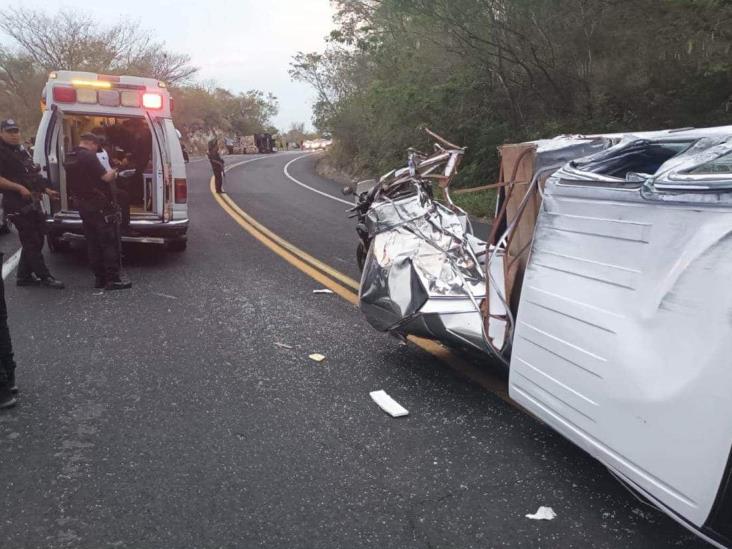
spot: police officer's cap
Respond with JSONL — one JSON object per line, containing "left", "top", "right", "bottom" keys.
{"left": 79, "top": 133, "right": 100, "bottom": 144}
{"left": 0, "top": 119, "right": 19, "bottom": 131}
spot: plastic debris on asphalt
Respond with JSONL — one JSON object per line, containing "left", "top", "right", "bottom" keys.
{"left": 309, "top": 353, "right": 326, "bottom": 362}
{"left": 274, "top": 342, "right": 293, "bottom": 349}
{"left": 313, "top": 289, "right": 334, "bottom": 294}
{"left": 369, "top": 390, "right": 409, "bottom": 418}
{"left": 525, "top": 507, "right": 557, "bottom": 521}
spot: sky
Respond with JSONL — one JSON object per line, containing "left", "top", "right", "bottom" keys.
{"left": 0, "top": 0, "right": 336, "bottom": 131}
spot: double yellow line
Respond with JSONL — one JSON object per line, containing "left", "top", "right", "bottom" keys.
{"left": 210, "top": 175, "right": 511, "bottom": 404}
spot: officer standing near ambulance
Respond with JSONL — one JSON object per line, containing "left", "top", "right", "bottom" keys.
{"left": 208, "top": 138, "right": 225, "bottom": 193}
{"left": 0, "top": 118, "right": 64, "bottom": 289}
{"left": 66, "top": 133, "right": 131, "bottom": 290}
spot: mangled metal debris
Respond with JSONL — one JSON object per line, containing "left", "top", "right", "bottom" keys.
{"left": 351, "top": 129, "right": 610, "bottom": 365}
{"left": 351, "top": 126, "right": 732, "bottom": 548}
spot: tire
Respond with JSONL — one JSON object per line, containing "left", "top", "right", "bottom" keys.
{"left": 356, "top": 242, "right": 368, "bottom": 272}
{"left": 166, "top": 239, "right": 187, "bottom": 252}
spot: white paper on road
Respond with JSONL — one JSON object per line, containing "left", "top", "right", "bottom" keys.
{"left": 274, "top": 342, "right": 293, "bottom": 349}
{"left": 369, "top": 390, "right": 409, "bottom": 418}
{"left": 313, "top": 289, "right": 334, "bottom": 294}
{"left": 309, "top": 353, "right": 326, "bottom": 362}
{"left": 525, "top": 506, "right": 557, "bottom": 521}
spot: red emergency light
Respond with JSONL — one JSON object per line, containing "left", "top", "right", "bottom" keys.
{"left": 142, "top": 93, "right": 163, "bottom": 110}
{"left": 52, "top": 86, "right": 76, "bottom": 103}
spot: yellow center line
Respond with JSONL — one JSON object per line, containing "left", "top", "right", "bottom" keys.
{"left": 219, "top": 192, "right": 360, "bottom": 292}
{"left": 209, "top": 174, "right": 512, "bottom": 405}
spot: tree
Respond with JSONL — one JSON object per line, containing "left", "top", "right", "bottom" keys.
{"left": 292, "top": 0, "right": 732, "bottom": 185}
{"left": 0, "top": 9, "right": 197, "bottom": 84}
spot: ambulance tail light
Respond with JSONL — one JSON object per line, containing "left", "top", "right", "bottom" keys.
{"left": 52, "top": 87, "right": 76, "bottom": 103}
{"left": 142, "top": 93, "right": 163, "bottom": 109}
{"left": 174, "top": 178, "right": 187, "bottom": 204}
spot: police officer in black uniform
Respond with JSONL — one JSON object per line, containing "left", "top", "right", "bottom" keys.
{"left": 0, "top": 247, "right": 18, "bottom": 409}
{"left": 0, "top": 119, "right": 64, "bottom": 289}
{"left": 208, "top": 139, "right": 225, "bottom": 193}
{"left": 66, "top": 133, "right": 131, "bottom": 291}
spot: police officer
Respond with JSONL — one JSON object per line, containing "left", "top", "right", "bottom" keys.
{"left": 66, "top": 133, "right": 131, "bottom": 291}
{"left": 208, "top": 139, "right": 225, "bottom": 193}
{"left": 94, "top": 133, "right": 131, "bottom": 231}
{"left": 0, "top": 260, "right": 18, "bottom": 408}
{"left": 0, "top": 244, "right": 18, "bottom": 408}
{"left": 0, "top": 119, "right": 64, "bottom": 289}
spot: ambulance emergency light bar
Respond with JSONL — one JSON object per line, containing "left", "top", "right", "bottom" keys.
{"left": 48, "top": 73, "right": 168, "bottom": 110}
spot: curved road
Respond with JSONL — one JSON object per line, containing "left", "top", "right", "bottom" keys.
{"left": 0, "top": 153, "right": 707, "bottom": 548}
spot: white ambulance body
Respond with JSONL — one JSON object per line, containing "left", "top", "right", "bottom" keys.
{"left": 34, "top": 70, "right": 188, "bottom": 251}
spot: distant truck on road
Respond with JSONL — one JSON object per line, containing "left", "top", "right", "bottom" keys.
{"left": 226, "top": 134, "right": 277, "bottom": 154}
{"left": 255, "top": 133, "right": 275, "bottom": 154}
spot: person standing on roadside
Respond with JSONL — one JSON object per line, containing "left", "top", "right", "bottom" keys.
{"left": 0, "top": 256, "right": 18, "bottom": 409}
{"left": 208, "top": 138, "right": 225, "bottom": 193}
{"left": 0, "top": 119, "right": 64, "bottom": 289}
{"left": 66, "top": 133, "right": 131, "bottom": 291}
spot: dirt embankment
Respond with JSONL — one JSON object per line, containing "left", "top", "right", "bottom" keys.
{"left": 314, "top": 154, "right": 357, "bottom": 187}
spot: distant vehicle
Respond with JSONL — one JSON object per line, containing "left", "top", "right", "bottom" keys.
{"left": 255, "top": 133, "right": 275, "bottom": 154}
{"left": 240, "top": 135, "right": 258, "bottom": 154}
{"left": 35, "top": 70, "right": 188, "bottom": 252}
{"left": 303, "top": 138, "right": 332, "bottom": 151}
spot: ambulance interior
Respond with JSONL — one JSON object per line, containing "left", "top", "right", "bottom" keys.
{"left": 60, "top": 114, "right": 159, "bottom": 216}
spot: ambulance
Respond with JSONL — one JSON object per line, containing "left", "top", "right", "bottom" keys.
{"left": 34, "top": 70, "right": 189, "bottom": 251}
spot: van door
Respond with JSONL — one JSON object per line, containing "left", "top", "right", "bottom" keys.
{"left": 43, "top": 106, "right": 66, "bottom": 212}
{"left": 146, "top": 113, "right": 172, "bottom": 222}
{"left": 508, "top": 155, "right": 732, "bottom": 539}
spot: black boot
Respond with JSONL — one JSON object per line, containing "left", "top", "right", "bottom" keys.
{"left": 94, "top": 276, "right": 106, "bottom": 289}
{"left": 40, "top": 276, "right": 65, "bottom": 290}
{"left": 0, "top": 383, "right": 16, "bottom": 409}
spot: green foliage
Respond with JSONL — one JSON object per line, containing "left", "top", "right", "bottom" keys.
{"left": 292, "top": 0, "right": 732, "bottom": 194}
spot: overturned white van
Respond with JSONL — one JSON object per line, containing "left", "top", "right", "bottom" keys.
{"left": 355, "top": 127, "right": 732, "bottom": 547}
{"left": 34, "top": 70, "right": 188, "bottom": 251}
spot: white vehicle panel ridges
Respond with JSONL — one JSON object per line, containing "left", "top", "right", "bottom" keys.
{"left": 510, "top": 179, "right": 732, "bottom": 527}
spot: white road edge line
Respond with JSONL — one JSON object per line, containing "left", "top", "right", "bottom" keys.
{"left": 2, "top": 249, "right": 21, "bottom": 280}
{"left": 283, "top": 154, "right": 354, "bottom": 206}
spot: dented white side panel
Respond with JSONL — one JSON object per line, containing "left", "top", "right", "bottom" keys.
{"left": 509, "top": 180, "right": 732, "bottom": 527}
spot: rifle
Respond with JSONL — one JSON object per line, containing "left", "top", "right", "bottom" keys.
{"left": 0, "top": 145, "right": 49, "bottom": 222}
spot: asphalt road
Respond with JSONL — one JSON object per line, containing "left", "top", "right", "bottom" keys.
{"left": 0, "top": 153, "right": 709, "bottom": 548}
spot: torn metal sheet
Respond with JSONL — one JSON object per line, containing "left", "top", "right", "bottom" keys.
{"left": 353, "top": 130, "right": 611, "bottom": 365}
